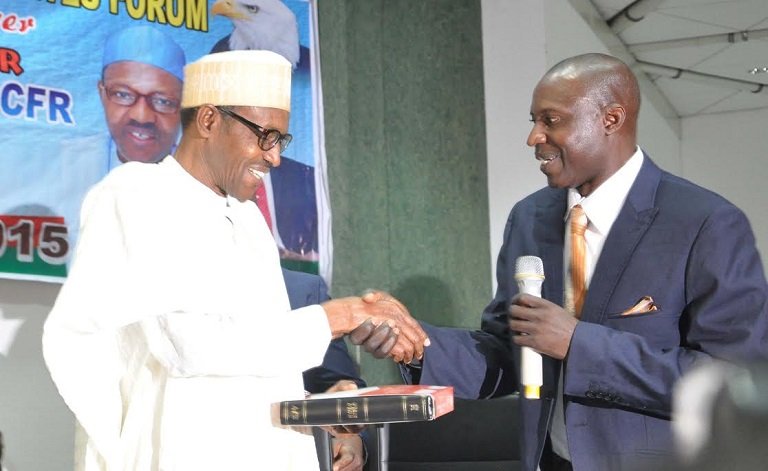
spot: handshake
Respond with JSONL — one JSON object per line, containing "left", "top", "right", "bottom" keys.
{"left": 321, "top": 291, "right": 429, "bottom": 364}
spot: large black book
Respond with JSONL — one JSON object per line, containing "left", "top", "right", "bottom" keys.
{"left": 279, "top": 385, "right": 454, "bottom": 426}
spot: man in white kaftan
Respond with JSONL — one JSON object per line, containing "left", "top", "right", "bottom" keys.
{"left": 42, "top": 50, "right": 429, "bottom": 471}
{"left": 46, "top": 156, "right": 328, "bottom": 470}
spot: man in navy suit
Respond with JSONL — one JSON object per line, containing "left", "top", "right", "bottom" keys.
{"left": 387, "top": 53, "right": 768, "bottom": 471}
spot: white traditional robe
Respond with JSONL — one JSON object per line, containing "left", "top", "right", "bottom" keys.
{"left": 43, "top": 156, "right": 330, "bottom": 470}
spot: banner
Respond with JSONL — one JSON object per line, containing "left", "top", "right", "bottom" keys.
{"left": 0, "top": 0, "right": 330, "bottom": 283}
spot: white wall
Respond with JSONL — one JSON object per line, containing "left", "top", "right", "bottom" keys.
{"left": 0, "top": 280, "right": 72, "bottom": 471}
{"left": 481, "top": 0, "right": 547, "bottom": 291}
{"left": 681, "top": 107, "right": 768, "bottom": 268}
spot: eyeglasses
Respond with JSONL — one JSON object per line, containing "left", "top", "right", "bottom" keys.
{"left": 100, "top": 83, "right": 181, "bottom": 114}
{"left": 217, "top": 107, "right": 292, "bottom": 153}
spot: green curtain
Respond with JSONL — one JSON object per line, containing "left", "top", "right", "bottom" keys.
{"left": 318, "top": 0, "right": 491, "bottom": 385}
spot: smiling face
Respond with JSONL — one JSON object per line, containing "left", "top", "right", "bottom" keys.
{"left": 526, "top": 76, "right": 614, "bottom": 197}
{"left": 203, "top": 105, "right": 288, "bottom": 202}
{"left": 99, "top": 61, "right": 183, "bottom": 163}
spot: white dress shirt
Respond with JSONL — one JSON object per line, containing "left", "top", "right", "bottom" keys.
{"left": 550, "top": 146, "right": 644, "bottom": 461}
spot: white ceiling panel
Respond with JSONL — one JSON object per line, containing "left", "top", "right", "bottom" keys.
{"left": 654, "top": 78, "right": 735, "bottom": 115}
{"left": 655, "top": 0, "right": 768, "bottom": 30}
{"left": 619, "top": 12, "right": 733, "bottom": 44}
{"left": 588, "top": 0, "right": 768, "bottom": 116}
{"left": 590, "top": 0, "right": 633, "bottom": 18}
{"left": 700, "top": 90, "right": 768, "bottom": 114}
{"left": 655, "top": 0, "right": 737, "bottom": 7}
{"left": 633, "top": 43, "right": 732, "bottom": 70}
{"left": 752, "top": 17, "right": 768, "bottom": 29}
{"left": 694, "top": 40, "right": 768, "bottom": 83}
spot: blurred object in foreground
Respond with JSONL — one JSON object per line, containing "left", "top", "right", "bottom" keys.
{"left": 672, "top": 361, "right": 768, "bottom": 470}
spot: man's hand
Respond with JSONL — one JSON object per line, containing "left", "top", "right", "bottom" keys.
{"left": 347, "top": 291, "right": 429, "bottom": 363}
{"left": 348, "top": 320, "right": 398, "bottom": 359}
{"left": 322, "top": 291, "right": 429, "bottom": 364}
{"left": 508, "top": 293, "right": 577, "bottom": 360}
{"left": 331, "top": 434, "right": 364, "bottom": 471}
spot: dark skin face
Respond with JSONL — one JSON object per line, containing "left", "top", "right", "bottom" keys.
{"left": 510, "top": 59, "right": 635, "bottom": 360}
{"left": 99, "top": 61, "right": 183, "bottom": 163}
{"left": 181, "top": 105, "right": 286, "bottom": 202}
{"left": 527, "top": 75, "right": 627, "bottom": 197}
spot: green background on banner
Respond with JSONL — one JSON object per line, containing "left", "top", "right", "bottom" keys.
{"left": 0, "top": 248, "right": 67, "bottom": 278}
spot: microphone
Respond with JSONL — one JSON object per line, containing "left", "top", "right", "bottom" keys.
{"left": 514, "top": 255, "right": 545, "bottom": 400}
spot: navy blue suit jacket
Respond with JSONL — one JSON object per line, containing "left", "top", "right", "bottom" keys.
{"left": 272, "top": 158, "right": 318, "bottom": 257}
{"left": 281, "top": 269, "right": 365, "bottom": 392}
{"left": 414, "top": 156, "right": 768, "bottom": 471}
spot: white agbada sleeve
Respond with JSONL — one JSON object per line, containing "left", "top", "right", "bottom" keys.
{"left": 43, "top": 159, "right": 330, "bottom": 469}
{"left": 137, "top": 304, "right": 329, "bottom": 377}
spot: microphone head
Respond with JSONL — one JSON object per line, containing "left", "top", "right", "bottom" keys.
{"left": 515, "top": 255, "right": 544, "bottom": 280}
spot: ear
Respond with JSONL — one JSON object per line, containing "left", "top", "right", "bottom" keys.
{"left": 195, "top": 105, "right": 219, "bottom": 138}
{"left": 97, "top": 81, "right": 107, "bottom": 103}
{"left": 603, "top": 103, "right": 626, "bottom": 135}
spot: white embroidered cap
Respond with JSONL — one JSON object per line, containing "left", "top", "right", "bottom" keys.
{"left": 181, "top": 50, "right": 291, "bottom": 111}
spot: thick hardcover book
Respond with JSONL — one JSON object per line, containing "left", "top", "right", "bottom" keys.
{"left": 279, "top": 385, "right": 454, "bottom": 426}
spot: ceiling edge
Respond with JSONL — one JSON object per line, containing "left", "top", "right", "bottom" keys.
{"left": 568, "top": 0, "right": 682, "bottom": 138}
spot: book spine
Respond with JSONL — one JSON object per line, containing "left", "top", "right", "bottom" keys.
{"left": 281, "top": 395, "right": 435, "bottom": 425}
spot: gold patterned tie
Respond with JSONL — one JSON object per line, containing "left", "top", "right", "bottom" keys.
{"left": 570, "top": 205, "right": 588, "bottom": 317}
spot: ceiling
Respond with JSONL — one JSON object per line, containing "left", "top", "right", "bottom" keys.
{"left": 589, "top": 0, "right": 768, "bottom": 117}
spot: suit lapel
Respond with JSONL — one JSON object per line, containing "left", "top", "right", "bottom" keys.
{"left": 535, "top": 190, "right": 566, "bottom": 306}
{"left": 581, "top": 155, "right": 662, "bottom": 324}
{"left": 534, "top": 190, "right": 567, "bottom": 396}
